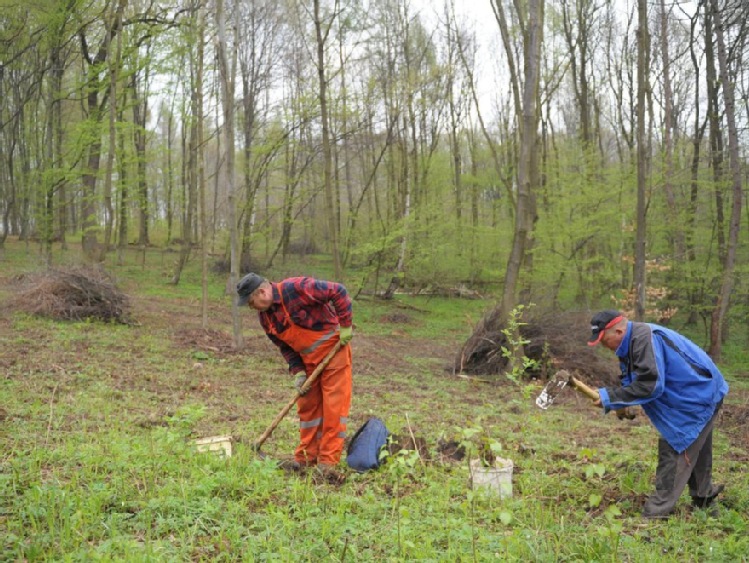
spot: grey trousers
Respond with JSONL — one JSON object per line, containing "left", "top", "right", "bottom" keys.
{"left": 641, "top": 403, "right": 722, "bottom": 518}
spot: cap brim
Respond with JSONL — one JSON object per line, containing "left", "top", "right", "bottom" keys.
{"left": 587, "top": 331, "right": 603, "bottom": 346}
{"left": 237, "top": 294, "right": 250, "bottom": 306}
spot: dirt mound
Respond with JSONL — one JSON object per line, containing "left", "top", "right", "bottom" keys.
{"left": 5, "top": 267, "right": 131, "bottom": 323}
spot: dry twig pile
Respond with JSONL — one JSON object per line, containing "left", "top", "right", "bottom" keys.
{"left": 9, "top": 267, "right": 131, "bottom": 323}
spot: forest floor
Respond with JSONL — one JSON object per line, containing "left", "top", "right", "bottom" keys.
{"left": 2, "top": 242, "right": 748, "bottom": 560}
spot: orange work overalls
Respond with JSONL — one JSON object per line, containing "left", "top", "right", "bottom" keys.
{"left": 267, "top": 298, "right": 352, "bottom": 466}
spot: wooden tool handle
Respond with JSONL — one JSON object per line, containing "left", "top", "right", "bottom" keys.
{"left": 568, "top": 374, "right": 600, "bottom": 401}
{"left": 253, "top": 341, "right": 343, "bottom": 451}
{"left": 569, "top": 374, "right": 635, "bottom": 419}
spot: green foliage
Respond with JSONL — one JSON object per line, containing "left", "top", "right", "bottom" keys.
{"left": 500, "top": 304, "right": 541, "bottom": 383}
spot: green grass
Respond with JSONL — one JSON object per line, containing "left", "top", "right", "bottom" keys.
{"left": 1, "top": 239, "right": 748, "bottom": 561}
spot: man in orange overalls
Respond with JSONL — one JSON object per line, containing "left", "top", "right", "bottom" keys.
{"left": 237, "top": 273, "right": 353, "bottom": 481}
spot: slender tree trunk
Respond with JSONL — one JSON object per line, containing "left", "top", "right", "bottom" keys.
{"left": 708, "top": 0, "right": 743, "bottom": 360}
{"left": 633, "top": 0, "right": 650, "bottom": 321}
{"left": 313, "top": 0, "right": 341, "bottom": 279}
{"left": 686, "top": 10, "right": 708, "bottom": 324}
{"left": 499, "top": 0, "right": 544, "bottom": 321}
{"left": 132, "top": 57, "right": 151, "bottom": 247}
{"left": 196, "top": 5, "right": 207, "bottom": 327}
{"left": 456, "top": 0, "right": 544, "bottom": 373}
{"left": 658, "top": 0, "right": 683, "bottom": 268}
{"left": 79, "top": 0, "right": 126, "bottom": 263}
{"left": 116, "top": 103, "right": 129, "bottom": 265}
{"left": 704, "top": 7, "right": 725, "bottom": 264}
{"left": 103, "top": 6, "right": 123, "bottom": 251}
{"left": 216, "top": 0, "right": 241, "bottom": 347}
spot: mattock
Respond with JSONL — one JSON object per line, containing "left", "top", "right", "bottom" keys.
{"left": 535, "top": 369, "right": 636, "bottom": 420}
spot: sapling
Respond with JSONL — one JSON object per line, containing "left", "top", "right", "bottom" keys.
{"left": 500, "top": 304, "right": 541, "bottom": 384}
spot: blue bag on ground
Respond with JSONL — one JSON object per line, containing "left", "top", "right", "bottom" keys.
{"left": 346, "top": 417, "right": 389, "bottom": 472}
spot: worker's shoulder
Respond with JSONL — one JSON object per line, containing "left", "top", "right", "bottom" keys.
{"left": 631, "top": 321, "right": 653, "bottom": 339}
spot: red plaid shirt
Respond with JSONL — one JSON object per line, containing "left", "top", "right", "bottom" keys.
{"left": 259, "top": 277, "right": 352, "bottom": 374}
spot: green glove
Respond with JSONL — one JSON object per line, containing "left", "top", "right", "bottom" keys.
{"left": 339, "top": 325, "right": 353, "bottom": 346}
{"left": 294, "top": 374, "right": 309, "bottom": 395}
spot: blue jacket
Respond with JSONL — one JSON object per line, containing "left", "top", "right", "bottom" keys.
{"left": 598, "top": 321, "right": 728, "bottom": 453}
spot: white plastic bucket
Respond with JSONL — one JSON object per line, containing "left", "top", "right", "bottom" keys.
{"left": 470, "top": 457, "right": 513, "bottom": 498}
{"left": 195, "top": 435, "right": 233, "bottom": 457}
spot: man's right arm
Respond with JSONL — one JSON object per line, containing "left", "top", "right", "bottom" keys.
{"left": 601, "top": 323, "right": 658, "bottom": 407}
{"left": 266, "top": 333, "right": 305, "bottom": 375}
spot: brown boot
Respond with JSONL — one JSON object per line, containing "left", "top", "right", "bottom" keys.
{"left": 277, "top": 459, "right": 316, "bottom": 473}
{"left": 277, "top": 459, "right": 302, "bottom": 472}
{"left": 315, "top": 463, "right": 346, "bottom": 485}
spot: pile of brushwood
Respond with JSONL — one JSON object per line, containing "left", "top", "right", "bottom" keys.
{"left": 7, "top": 267, "right": 131, "bottom": 324}
{"left": 455, "top": 308, "right": 620, "bottom": 385}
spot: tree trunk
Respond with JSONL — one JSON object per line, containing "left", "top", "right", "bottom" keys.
{"left": 79, "top": 0, "right": 126, "bottom": 263}
{"left": 103, "top": 4, "right": 123, "bottom": 251}
{"left": 132, "top": 59, "right": 151, "bottom": 248}
{"left": 216, "top": 0, "right": 241, "bottom": 348}
{"left": 685, "top": 9, "right": 708, "bottom": 324}
{"left": 116, "top": 103, "right": 129, "bottom": 266}
{"left": 457, "top": 0, "right": 544, "bottom": 373}
{"left": 314, "top": 0, "right": 342, "bottom": 279}
{"left": 707, "top": 0, "right": 743, "bottom": 361}
{"left": 499, "top": 0, "right": 543, "bottom": 321}
{"left": 633, "top": 0, "right": 650, "bottom": 321}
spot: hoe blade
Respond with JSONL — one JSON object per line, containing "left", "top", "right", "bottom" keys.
{"left": 535, "top": 373, "right": 569, "bottom": 410}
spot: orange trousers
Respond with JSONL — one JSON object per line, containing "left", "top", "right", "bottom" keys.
{"left": 295, "top": 345, "right": 352, "bottom": 465}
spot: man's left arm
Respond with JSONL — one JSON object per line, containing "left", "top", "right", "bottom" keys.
{"left": 302, "top": 278, "right": 353, "bottom": 328}
{"left": 324, "top": 280, "right": 353, "bottom": 344}
{"left": 327, "top": 281, "right": 352, "bottom": 328}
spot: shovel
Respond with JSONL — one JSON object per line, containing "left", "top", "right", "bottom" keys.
{"left": 536, "top": 369, "right": 635, "bottom": 420}
{"left": 253, "top": 340, "right": 343, "bottom": 454}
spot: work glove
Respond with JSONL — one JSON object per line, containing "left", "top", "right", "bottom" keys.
{"left": 339, "top": 325, "right": 353, "bottom": 346}
{"left": 294, "top": 373, "right": 309, "bottom": 395}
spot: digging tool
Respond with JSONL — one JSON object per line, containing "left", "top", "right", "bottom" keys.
{"left": 536, "top": 369, "right": 636, "bottom": 420}
{"left": 253, "top": 340, "right": 343, "bottom": 453}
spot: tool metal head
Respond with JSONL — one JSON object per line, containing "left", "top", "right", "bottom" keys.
{"left": 535, "top": 370, "right": 570, "bottom": 410}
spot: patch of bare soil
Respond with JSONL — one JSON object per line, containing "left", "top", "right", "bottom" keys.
{"left": 378, "top": 312, "right": 413, "bottom": 324}
{"left": 173, "top": 328, "right": 239, "bottom": 355}
{"left": 720, "top": 395, "right": 749, "bottom": 455}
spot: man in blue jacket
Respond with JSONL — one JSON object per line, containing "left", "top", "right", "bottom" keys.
{"left": 588, "top": 310, "right": 729, "bottom": 519}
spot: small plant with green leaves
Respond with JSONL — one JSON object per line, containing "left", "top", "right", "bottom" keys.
{"left": 500, "top": 304, "right": 541, "bottom": 384}
{"left": 456, "top": 422, "right": 503, "bottom": 467}
{"left": 596, "top": 505, "right": 624, "bottom": 550}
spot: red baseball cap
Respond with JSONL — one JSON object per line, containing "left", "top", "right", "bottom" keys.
{"left": 588, "top": 310, "right": 623, "bottom": 346}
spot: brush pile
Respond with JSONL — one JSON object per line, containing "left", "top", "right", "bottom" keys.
{"left": 9, "top": 267, "right": 131, "bottom": 323}
{"left": 455, "top": 309, "right": 620, "bottom": 384}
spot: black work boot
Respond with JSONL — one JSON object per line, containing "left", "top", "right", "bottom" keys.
{"left": 691, "top": 484, "right": 724, "bottom": 516}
